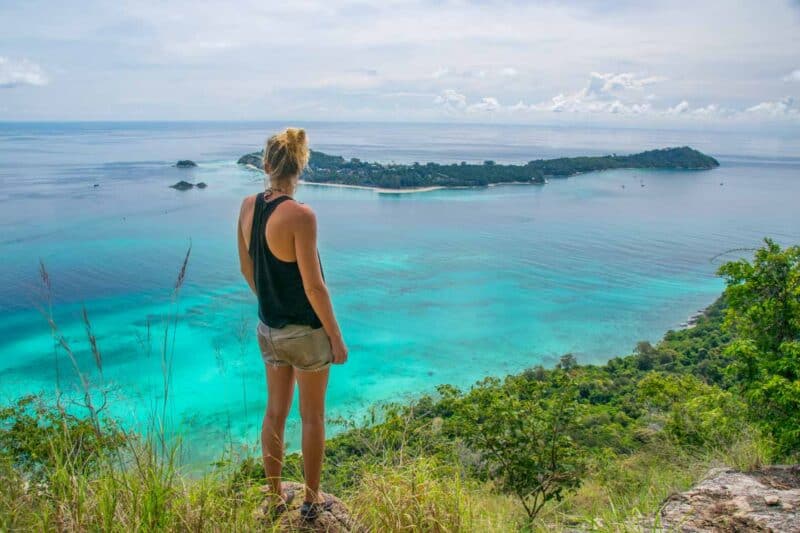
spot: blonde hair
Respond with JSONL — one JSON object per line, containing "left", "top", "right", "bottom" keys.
{"left": 264, "top": 127, "right": 309, "bottom": 194}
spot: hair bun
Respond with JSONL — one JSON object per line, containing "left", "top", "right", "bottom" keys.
{"left": 264, "top": 127, "right": 310, "bottom": 186}
{"left": 286, "top": 127, "right": 306, "bottom": 148}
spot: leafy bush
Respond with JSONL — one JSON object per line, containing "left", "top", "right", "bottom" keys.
{"left": 0, "top": 395, "right": 125, "bottom": 479}
{"left": 718, "top": 238, "right": 800, "bottom": 453}
{"left": 451, "top": 373, "right": 584, "bottom": 520}
{"left": 665, "top": 386, "right": 748, "bottom": 448}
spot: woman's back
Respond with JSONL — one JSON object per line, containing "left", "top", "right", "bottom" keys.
{"left": 244, "top": 192, "right": 322, "bottom": 329}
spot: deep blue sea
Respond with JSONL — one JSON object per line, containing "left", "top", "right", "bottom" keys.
{"left": 1, "top": 121, "right": 798, "bottom": 464}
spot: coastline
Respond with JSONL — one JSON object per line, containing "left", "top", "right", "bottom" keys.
{"left": 299, "top": 180, "right": 446, "bottom": 195}
{"left": 244, "top": 163, "right": 444, "bottom": 194}
{"left": 243, "top": 163, "right": 551, "bottom": 194}
{"left": 300, "top": 179, "right": 549, "bottom": 194}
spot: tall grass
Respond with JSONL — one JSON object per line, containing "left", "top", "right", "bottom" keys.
{"left": 349, "top": 457, "right": 521, "bottom": 532}
{"left": 38, "top": 261, "right": 108, "bottom": 438}
{"left": 158, "top": 243, "right": 191, "bottom": 457}
{"left": 531, "top": 429, "right": 774, "bottom": 532}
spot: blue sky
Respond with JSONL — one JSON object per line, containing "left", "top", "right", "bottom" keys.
{"left": 1, "top": 0, "right": 799, "bottom": 126}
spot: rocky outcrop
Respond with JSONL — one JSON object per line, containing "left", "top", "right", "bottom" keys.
{"left": 658, "top": 466, "right": 800, "bottom": 532}
{"left": 176, "top": 160, "right": 197, "bottom": 168}
{"left": 254, "top": 482, "right": 361, "bottom": 532}
{"left": 237, "top": 152, "right": 263, "bottom": 168}
{"left": 170, "top": 180, "right": 194, "bottom": 191}
{"left": 169, "top": 180, "right": 207, "bottom": 191}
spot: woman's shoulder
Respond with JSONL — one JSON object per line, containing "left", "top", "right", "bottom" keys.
{"left": 238, "top": 193, "right": 260, "bottom": 220}
{"left": 281, "top": 200, "right": 317, "bottom": 228}
{"left": 288, "top": 198, "right": 314, "bottom": 214}
{"left": 240, "top": 192, "right": 261, "bottom": 208}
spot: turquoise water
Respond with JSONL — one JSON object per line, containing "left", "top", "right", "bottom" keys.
{"left": 1, "top": 121, "right": 799, "bottom": 464}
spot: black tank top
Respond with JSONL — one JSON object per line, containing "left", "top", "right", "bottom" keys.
{"left": 248, "top": 193, "right": 323, "bottom": 329}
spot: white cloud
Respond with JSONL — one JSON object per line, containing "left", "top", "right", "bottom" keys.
{"left": 434, "top": 89, "right": 467, "bottom": 110}
{"left": 746, "top": 96, "right": 799, "bottom": 117}
{"left": 434, "top": 84, "right": 795, "bottom": 122}
{"left": 662, "top": 100, "right": 740, "bottom": 118}
{"left": 508, "top": 101, "right": 533, "bottom": 112}
{"left": 530, "top": 72, "right": 664, "bottom": 114}
{"left": 691, "top": 103, "right": 723, "bottom": 116}
{"left": 0, "top": 57, "right": 48, "bottom": 88}
{"left": 588, "top": 72, "right": 665, "bottom": 93}
{"left": 467, "top": 96, "right": 500, "bottom": 112}
{"left": 782, "top": 69, "right": 800, "bottom": 82}
{"left": 436, "top": 92, "right": 505, "bottom": 113}
{"left": 499, "top": 67, "right": 518, "bottom": 78}
{"left": 666, "top": 100, "right": 691, "bottom": 114}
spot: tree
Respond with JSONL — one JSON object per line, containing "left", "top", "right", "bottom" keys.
{"left": 454, "top": 373, "right": 584, "bottom": 520}
{"left": 718, "top": 238, "right": 800, "bottom": 453}
{"left": 557, "top": 353, "right": 578, "bottom": 371}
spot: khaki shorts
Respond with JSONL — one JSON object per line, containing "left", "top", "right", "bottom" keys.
{"left": 257, "top": 322, "right": 333, "bottom": 372}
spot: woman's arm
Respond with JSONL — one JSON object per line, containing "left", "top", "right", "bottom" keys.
{"left": 237, "top": 199, "right": 257, "bottom": 295}
{"left": 293, "top": 206, "right": 348, "bottom": 364}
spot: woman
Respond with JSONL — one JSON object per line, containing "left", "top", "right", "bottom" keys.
{"left": 237, "top": 127, "right": 348, "bottom": 520}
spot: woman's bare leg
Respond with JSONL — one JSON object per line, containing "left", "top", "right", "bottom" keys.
{"left": 263, "top": 363, "right": 295, "bottom": 498}
{"left": 295, "top": 367, "right": 329, "bottom": 503}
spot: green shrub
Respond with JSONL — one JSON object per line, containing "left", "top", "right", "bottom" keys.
{"left": 451, "top": 373, "right": 585, "bottom": 520}
{"left": 719, "top": 238, "right": 800, "bottom": 454}
{"left": 0, "top": 395, "right": 125, "bottom": 479}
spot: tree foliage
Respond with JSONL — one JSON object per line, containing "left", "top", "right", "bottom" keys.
{"left": 0, "top": 395, "right": 125, "bottom": 479}
{"left": 449, "top": 373, "right": 584, "bottom": 520}
{"left": 718, "top": 238, "right": 800, "bottom": 452}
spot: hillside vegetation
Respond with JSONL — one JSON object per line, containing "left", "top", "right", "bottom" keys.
{"left": 1, "top": 238, "right": 797, "bottom": 531}
{"left": 238, "top": 146, "right": 719, "bottom": 189}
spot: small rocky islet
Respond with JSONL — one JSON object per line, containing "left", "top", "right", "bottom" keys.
{"left": 169, "top": 180, "right": 207, "bottom": 191}
{"left": 238, "top": 146, "right": 719, "bottom": 190}
{"left": 170, "top": 160, "right": 205, "bottom": 190}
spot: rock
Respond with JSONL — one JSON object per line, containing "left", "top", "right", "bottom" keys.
{"left": 170, "top": 180, "right": 194, "bottom": 191}
{"left": 93, "top": 183, "right": 100, "bottom": 188}
{"left": 237, "top": 152, "right": 263, "bottom": 168}
{"left": 657, "top": 466, "right": 800, "bottom": 532}
{"left": 254, "top": 481, "right": 362, "bottom": 532}
{"left": 195, "top": 182, "right": 207, "bottom": 189}
{"left": 176, "top": 160, "right": 197, "bottom": 168}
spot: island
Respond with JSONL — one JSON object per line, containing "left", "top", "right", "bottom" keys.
{"left": 169, "top": 180, "right": 207, "bottom": 191}
{"left": 237, "top": 146, "right": 719, "bottom": 190}
{"left": 175, "top": 160, "right": 197, "bottom": 168}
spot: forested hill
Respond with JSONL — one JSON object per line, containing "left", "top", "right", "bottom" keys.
{"left": 237, "top": 146, "right": 720, "bottom": 189}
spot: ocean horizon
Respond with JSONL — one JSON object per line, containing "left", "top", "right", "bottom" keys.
{"left": 1, "top": 121, "right": 799, "bottom": 465}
